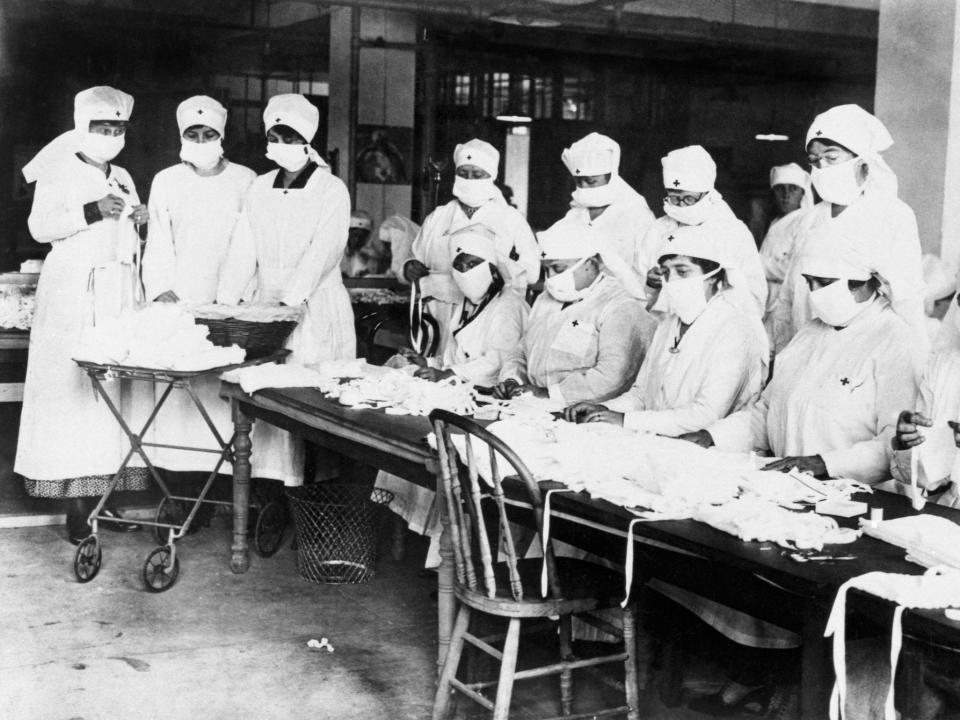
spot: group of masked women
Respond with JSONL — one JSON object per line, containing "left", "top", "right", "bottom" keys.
{"left": 13, "top": 84, "right": 959, "bottom": 711}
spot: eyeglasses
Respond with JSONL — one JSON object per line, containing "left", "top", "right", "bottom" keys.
{"left": 807, "top": 150, "right": 855, "bottom": 169}
{"left": 664, "top": 193, "right": 704, "bottom": 207}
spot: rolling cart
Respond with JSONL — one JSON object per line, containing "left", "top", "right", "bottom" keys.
{"left": 72, "top": 350, "right": 290, "bottom": 592}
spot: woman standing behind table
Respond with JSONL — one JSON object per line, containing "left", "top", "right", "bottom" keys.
{"left": 17, "top": 86, "right": 150, "bottom": 543}
{"left": 564, "top": 223, "right": 767, "bottom": 436}
{"left": 139, "top": 96, "right": 257, "bottom": 501}
{"left": 217, "top": 93, "right": 354, "bottom": 486}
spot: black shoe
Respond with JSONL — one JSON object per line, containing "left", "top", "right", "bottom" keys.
{"left": 66, "top": 509, "right": 91, "bottom": 545}
{"left": 100, "top": 506, "right": 141, "bottom": 533}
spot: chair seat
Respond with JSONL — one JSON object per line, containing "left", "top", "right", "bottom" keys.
{"left": 455, "top": 557, "right": 627, "bottom": 618}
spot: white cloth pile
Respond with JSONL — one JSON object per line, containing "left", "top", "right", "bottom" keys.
{"left": 332, "top": 370, "right": 479, "bottom": 416}
{"left": 860, "top": 514, "right": 960, "bottom": 569}
{"left": 223, "top": 358, "right": 368, "bottom": 394}
{"left": 73, "top": 303, "right": 245, "bottom": 370}
{"left": 0, "top": 286, "right": 35, "bottom": 330}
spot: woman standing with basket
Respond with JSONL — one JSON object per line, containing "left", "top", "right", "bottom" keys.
{"left": 217, "top": 93, "right": 355, "bottom": 486}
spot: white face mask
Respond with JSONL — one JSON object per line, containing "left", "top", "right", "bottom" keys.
{"left": 662, "top": 267, "right": 720, "bottom": 324}
{"left": 544, "top": 257, "right": 591, "bottom": 303}
{"left": 572, "top": 183, "right": 617, "bottom": 209}
{"left": 180, "top": 138, "right": 223, "bottom": 170}
{"left": 81, "top": 132, "right": 125, "bottom": 163}
{"left": 266, "top": 141, "right": 309, "bottom": 172}
{"left": 452, "top": 263, "right": 494, "bottom": 304}
{"left": 808, "top": 278, "right": 871, "bottom": 327}
{"left": 663, "top": 194, "right": 714, "bottom": 226}
{"left": 453, "top": 176, "right": 497, "bottom": 207}
{"left": 811, "top": 159, "right": 865, "bottom": 206}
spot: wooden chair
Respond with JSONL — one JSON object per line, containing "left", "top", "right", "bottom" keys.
{"left": 430, "top": 409, "right": 641, "bottom": 720}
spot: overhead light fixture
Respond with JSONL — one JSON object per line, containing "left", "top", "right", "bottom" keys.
{"left": 495, "top": 114, "right": 533, "bottom": 123}
{"left": 755, "top": 133, "right": 789, "bottom": 142}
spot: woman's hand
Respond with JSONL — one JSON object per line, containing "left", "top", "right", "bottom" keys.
{"left": 129, "top": 204, "right": 149, "bottom": 224}
{"left": 492, "top": 379, "right": 521, "bottom": 400}
{"left": 153, "top": 290, "right": 180, "bottom": 303}
{"left": 678, "top": 430, "right": 715, "bottom": 448}
{"left": 399, "top": 348, "right": 428, "bottom": 368}
{"left": 895, "top": 410, "right": 933, "bottom": 450}
{"left": 563, "top": 402, "right": 606, "bottom": 423}
{"left": 404, "top": 259, "right": 430, "bottom": 283}
{"left": 762, "top": 455, "right": 828, "bottom": 478}
{"left": 414, "top": 367, "right": 454, "bottom": 383}
{"left": 97, "top": 193, "right": 126, "bottom": 219}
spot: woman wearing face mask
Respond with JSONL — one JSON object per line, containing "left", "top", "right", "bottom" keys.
{"left": 555, "top": 133, "right": 654, "bottom": 299}
{"left": 637, "top": 145, "right": 767, "bottom": 318}
{"left": 401, "top": 225, "right": 529, "bottom": 386}
{"left": 493, "top": 221, "right": 655, "bottom": 403}
{"left": 563, "top": 224, "right": 767, "bottom": 436}
{"left": 217, "top": 93, "right": 354, "bottom": 486}
{"left": 402, "top": 139, "right": 539, "bottom": 349}
{"left": 17, "top": 86, "right": 150, "bottom": 543}
{"left": 143, "top": 96, "right": 255, "bottom": 304}
{"left": 770, "top": 104, "right": 925, "bottom": 356}
{"left": 137, "top": 97, "right": 257, "bottom": 504}
{"left": 684, "top": 223, "right": 920, "bottom": 483}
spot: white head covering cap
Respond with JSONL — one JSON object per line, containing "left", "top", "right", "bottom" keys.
{"left": 662, "top": 145, "right": 717, "bottom": 193}
{"left": 453, "top": 139, "right": 499, "bottom": 178}
{"left": 537, "top": 218, "right": 601, "bottom": 261}
{"left": 562, "top": 132, "right": 620, "bottom": 177}
{"left": 450, "top": 224, "right": 498, "bottom": 265}
{"left": 23, "top": 86, "right": 134, "bottom": 184}
{"left": 654, "top": 222, "right": 747, "bottom": 291}
{"left": 770, "top": 163, "right": 810, "bottom": 191}
{"left": 350, "top": 210, "right": 373, "bottom": 231}
{"left": 264, "top": 93, "right": 319, "bottom": 143}
{"left": 177, "top": 95, "right": 227, "bottom": 137}
{"left": 798, "top": 224, "right": 873, "bottom": 281}
{"left": 805, "top": 104, "right": 893, "bottom": 157}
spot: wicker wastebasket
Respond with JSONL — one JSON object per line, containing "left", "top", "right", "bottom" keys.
{"left": 286, "top": 484, "right": 393, "bottom": 584}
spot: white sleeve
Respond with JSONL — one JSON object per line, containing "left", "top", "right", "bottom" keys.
{"left": 142, "top": 174, "right": 176, "bottom": 301}
{"left": 448, "top": 300, "right": 528, "bottom": 384}
{"left": 216, "top": 199, "right": 257, "bottom": 305}
{"left": 27, "top": 173, "right": 89, "bottom": 243}
{"left": 708, "top": 391, "right": 771, "bottom": 454}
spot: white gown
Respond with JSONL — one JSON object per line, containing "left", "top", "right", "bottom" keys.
{"left": 605, "top": 292, "right": 766, "bottom": 437}
{"left": 217, "top": 163, "right": 356, "bottom": 485}
{"left": 759, "top": 207, "right": 807, "bottom": 337}
{"left": 140, "top": 160, "right": 256, "bottom": 475}
{"left": 559, "top": 178, "right": 655, "bottom": 299}
{"left": 770, "top": 192, "right": 925, "bottom": 355}
{"left": 636, "top": 198, "right": 768, "bottom": 318}
{"left": 408, "top": 195, "right": 539, "bottom": 346}
{"left": 499, "top": 275, "right": 656, "bottom": 403}
{"left": 708, "top": 298, "right": 921, "bottom": 483}
{"left": 15, "top": 155, "right": 147, "bottom": 492}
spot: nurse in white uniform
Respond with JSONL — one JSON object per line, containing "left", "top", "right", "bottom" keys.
{"left": 770, "top": 104, "right": 925, "bottom": 355}
{"left": 17, "top": 86, "right": 150, "bottom": 542}
{"left": 217, "top": 94, "right": 355, "bottom": 485}
{"left": 638, "top": 145, "right": 767, "bottom": 317}
{"left": 403, "top": 139, "right": 539, "bottom": 349}
{"left": 564, "top": 223, "right": 766, "bottom": 437}
{"left": 141, "top": 96, "right": 256, "bottom": 479}
{"left": 495, "top": 222, "right": 655, "bottom": 404}
{"left": 556, "top": 132, "right": 654, "bottom": 298}
{"left": 759, "top": 163, "right": 811, "bottom": 338}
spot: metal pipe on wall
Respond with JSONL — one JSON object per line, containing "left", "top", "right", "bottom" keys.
{"left": 419, "top": 28, "right": 437, "bottom": 220}
{"left": 347, "top": 7, "right": 361, "bottom": 201}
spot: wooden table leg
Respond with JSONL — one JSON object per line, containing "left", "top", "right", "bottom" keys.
{"left": 801, "top": 600, "right": 833, "bottom": 718}
{"left": 436, "top": 474, "right": 456, "bottom": 673}
{"left": 231, "top": 401, "right": 253, "bottom": 574}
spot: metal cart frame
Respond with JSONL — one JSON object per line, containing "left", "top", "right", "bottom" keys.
{"left": 72, "top": 350, "right": 289, "bottom": 592}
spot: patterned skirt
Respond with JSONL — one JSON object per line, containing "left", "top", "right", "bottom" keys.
{"left": 23, "top": 467, "right": 153, "bottom": 499}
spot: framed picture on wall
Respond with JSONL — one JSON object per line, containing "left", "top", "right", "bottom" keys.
{"left": 355, "top": 125, "right": 412, "bottom": 185}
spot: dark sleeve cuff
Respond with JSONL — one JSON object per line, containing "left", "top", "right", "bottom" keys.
{"left": 83, "top": 201, "right": 103, "bottom": 225}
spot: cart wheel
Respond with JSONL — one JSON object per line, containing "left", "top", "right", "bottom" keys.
{"left": 142, "top": 546, "right": 180, "bottom": 593}
{"left": 254, "top": 501, "right": 289, "bottom": 558}
{"left": 74, "top": 536, "right": 102, "bottom": 583}
{"left": 154, "top": 497, "right": 185, "bottom": 544}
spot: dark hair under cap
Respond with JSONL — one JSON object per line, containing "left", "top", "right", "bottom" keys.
{"left": 806, "top": 136, "right": 856, "bottom": 155}
{"left": 267, "top": 123, "right": 307, "bottom": 143}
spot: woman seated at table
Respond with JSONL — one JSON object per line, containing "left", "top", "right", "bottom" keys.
{"left": 663, "top": 223, "right": 920, "bottom": 713}
{"left": 493, "top": 219, "right": 655, "bottom": 403}
{"left": 400, "top": 224, "right": 529, "bottom": 387}
{"left": 890, "top": 277, "right": 960, "bottom": 508}
{"left": 562, "top": 223, "right": 767, "bottom": 436}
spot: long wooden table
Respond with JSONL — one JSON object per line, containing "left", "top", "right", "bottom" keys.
{"left": 221, "top": 384, "right": 960, "bottom": 718}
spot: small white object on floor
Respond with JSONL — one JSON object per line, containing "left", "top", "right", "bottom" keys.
{"left": 307, "top": 637, "right": 335, "bottom": 652}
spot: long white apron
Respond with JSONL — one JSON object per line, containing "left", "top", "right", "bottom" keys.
{"left": 16, "top": 157, "right": 144, "bottom": 489}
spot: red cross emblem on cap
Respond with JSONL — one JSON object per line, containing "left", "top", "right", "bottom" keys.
{"left": 115, "top": 110, "right": 121, "bottom": 117}
{"left": 672, "top": 179, "right": 680, "bottom": 187}
{"left": 667, "top": 235, "right": 675, "bottom": 241}
{"left": 197, "top": 109, "right": 204, "bottom": 114}
{"left": 815, "top": 130, "right": 823, "bottom": 136}
{"left": 456, "top": 247, "right": 462, "bottom": 253}
{"left": 466, "top": 154, "right": 472, "bottom": 160}
{"left": 540, "top": 251, "right": 547, "bottom": 258}
{"left": 575, "top": 169, "right": 581, "bottom": 175}
{"left": 276, "top": 117, "right": 282, "bottom": 123}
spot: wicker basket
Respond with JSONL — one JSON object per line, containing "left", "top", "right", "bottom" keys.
{"left": 194, "top": 317, "right": 297, "bottom": 359}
